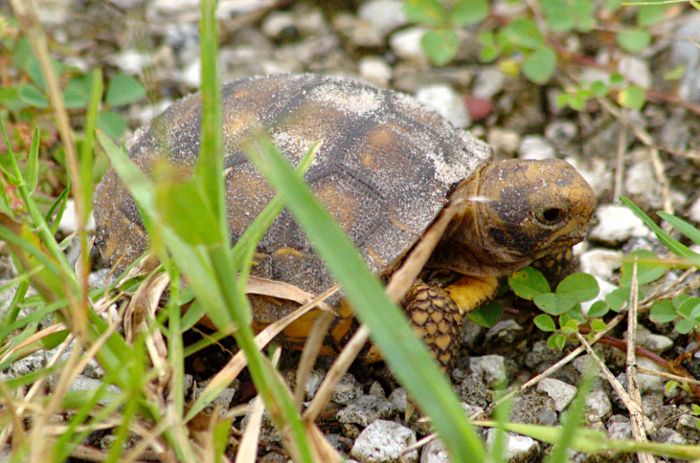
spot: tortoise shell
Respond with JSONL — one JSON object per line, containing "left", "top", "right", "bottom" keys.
{"left": 94, "top": 73, "right": 492, "bottom": 329}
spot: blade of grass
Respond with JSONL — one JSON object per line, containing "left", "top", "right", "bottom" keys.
{"left": 26, "top": 128, "right": 40, "bottom": 194}
{"left": 195, "top": 0, "right": 225, "bottom": 234}
{"left": 244, "top": 136, "right": 485, "bottom": 461}
{"left": 620, "top": 196, "right": 694, "bottom": 258}
{"left": 478, "top": 420, "right": 700, "bottom": 460}
{"left": 657, "top": 211, "right": 700, "bottom": 248}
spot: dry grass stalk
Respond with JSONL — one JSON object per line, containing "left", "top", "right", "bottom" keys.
{"left": 626, "top": 261, "right": 655, "bottom": 463}
{"left": 294, "top": 310, "right": 335, "bottom": 408}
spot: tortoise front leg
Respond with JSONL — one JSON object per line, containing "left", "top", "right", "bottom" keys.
{"left": 403, "top": 282, "right": 463, "bottom": 367}
{"left": 403, "top": 275, "right": 498, "bottom": 367}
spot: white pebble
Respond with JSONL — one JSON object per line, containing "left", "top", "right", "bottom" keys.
{"left": 518, "top": 135, "right": 556, "bottom": 160}
{"left": 358, "top": 56, "right": 392, "bottom": 87}
{"left": 390, "top": 27, "right": 429, "bottom": 64}
{"left": 350, "top": 420, "right": 418, "bottom": 463}
{"left": 358, "top": 0, "right": 408, "bottom": 37}
{"left": 415, "top": 84, "right": 470, "bottom": 128}
{"left": 589, "top": 204, "right": 651, "bottom": 245}
{"left": 537, "top": 378, "right": 577, "bottom": 412}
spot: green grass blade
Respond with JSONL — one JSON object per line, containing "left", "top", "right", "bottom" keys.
{"left": 620, "top": 196, "right": 694, "bottom": 258}
{"left": 657, "top": 211, "right": 700, "bottom": 248}
{"left": 244, "top": 136, "right": 485, "bottom": 462}
{"left": 79, "top": 68, "right": 102, "bottom": 222}
{"left": 26, "top": 127, "right": 40, "bottom": 194}
{"left": 195, "top": 0, "right": 225, "bottom": 232}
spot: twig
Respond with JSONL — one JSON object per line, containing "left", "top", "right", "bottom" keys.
{"left": 294, "top": 311, "right": 335, "bottom": 409}
{"left": 598, "top": 99, "right": 673, "bottom": 218}
{"left": 637, "top": 366, "right": 700, "bottom": 387}
{"left": 614, "top": 116, "right": 628, "bottom": 200}
{"left": 626, "top": 259, "right": 655, "bottom": 463}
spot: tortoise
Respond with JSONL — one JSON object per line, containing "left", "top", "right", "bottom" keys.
{"left": 93, "top": 73, "right": 596, "bottom": 366}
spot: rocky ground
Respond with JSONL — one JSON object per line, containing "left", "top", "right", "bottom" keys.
{"left": 2, "top": 0, "right": 700, "bottom": 462}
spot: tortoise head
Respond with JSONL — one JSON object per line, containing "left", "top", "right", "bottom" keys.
{"left": 431, "top": 159, "right": 596, "bottom": 277}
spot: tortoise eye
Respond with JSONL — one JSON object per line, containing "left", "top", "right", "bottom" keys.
{"left": 535, "top": 207, "right": 566, "bottom": 227}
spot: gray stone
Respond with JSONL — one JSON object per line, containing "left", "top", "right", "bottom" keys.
{"left": 359, "top": 56, "right": 392, "bottom": 87}
{"left": 261, "top": 11, "right": 296, "bottom": 39}
{"left": 485, "top": 319, "right": 523, "bottom": 345}
{"left": 689, "top": 197, "right": 700, "bottom": 223}
{"left": 485, "top": 430, "right": 540, "bottom": 462}
{"left": 470, "top": 355, "right": 507, "bottom": 387}
{"left": 655, "top": 427, "right": 687, "bottom": 445}
{"left": 388, "top": 387, "right": 408, "bottom": 413}
{"left": 472, "top": 66, "right": 506, "bottom": 99}
{"left": 457, "top": 372, "right": 490, "bottom": 409}
{"left": 350, "top": 420, "right": 418, "bottom": 463}
{"left": 332, "top": 373, "right": 362, "bottom": 405}
{"left": 337, "top": 394, "right": 398, "bottom": 427}
{"left": 607, "top": 415, "right": 632, "bottom": 440}
{"left": 585, "top": 390, "right": 612, "bottom": 422}
{"left": 108, "top": 50, "right": 152, "bottom": 75}
{"left": 636, "top": 357, "right": 665, "bottom": 393}
{"left": 487, "top": 127, "right": 521, "bottom": 156}
{"left": 415, "top": 84, "right": 470, "bottom": 128}
{"left": 617, "top": 55, "right": 651, "bottom": 89}
{"left": 589, "top": 204, "right": 651, "bottom": 245}
{"left": 67, "top": 375, "right": 121, "bottom": 405}
{"left": 536, "top": 378, "right": 577, "bottom": 412}
{"left": 524, "top": 341, "right": 561, "bottom": 371}
{"left": 578, "top": 248, "right": 622, "bottom": 281}
{"left": 625, "top": 149, "right": 665, "bottom": 209}
{"left": 544, "top": 120, "right": 578, "bottom": 148}
{"left": 669, "top": 12, "right": 700, "bottom": 102}
{"left": 333, "top": 13, "right": 383, "bottom": 48}
{"left": 390, "top": 27, "right": 429, "bottom": 64}
{"left": 518, "top": 135, "right": 555, "bottom": 160}
{"left": 635, "top": 325, "right": 673, "bottom": 353}
{"left": 676, "top": 414, "right": 700, "bottom": 441}
{"left": 420, "top": 438, "right": 448, "bottom": 463}
{"left": 303, "top": 369, "right": 324, "bottom": 400}
{"left": 368, "top": 381, "right": 385, "bottom": 397}
{"left": 192, "top": 381, "right": 237, "bottom": 411}
{"left": 358, "top": 0, "right": 408, "bottom": 37}
{"left": 511, "top": 392, "right": 558, "bottom": 426}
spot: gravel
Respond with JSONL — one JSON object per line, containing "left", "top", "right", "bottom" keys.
{"left": 589, "top": 204, "right": 651, "bottom": 245}
{"left": 415, "top": 84, "right": 471, "bottom": 128}
{"left": 536, "top": 378, "right": 577, "bottom": 412}
{"left": 350, "top": 420, "right": 418, "bottom": 463}
{"left": 518, "top": 135, "right": 556, "bottom": 160}
{"left": 470, "top": 355, "right": 508, "bottom": 387}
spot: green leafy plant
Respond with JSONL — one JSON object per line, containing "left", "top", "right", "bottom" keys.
{"left": 2, "top": 36, "right": 145, "bottom": 139}
{"left": 402, "top": 0, "right": 676, "bottom": 110}
{"left": 403, "top": 0, "right": 488, "bottom": 65}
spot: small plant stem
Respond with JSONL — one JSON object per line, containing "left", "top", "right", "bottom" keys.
{"left": 636, "top": 367, "right": 700, "bottom": 387}
{"left": 626, "top": 259, "right": 655, "bottom": 463}
{"left": 9, "top": 0, "right": 90, "bottom": 336}
{"left": 575, "top": 332, "right": 645, "bottom": 419}
{"left": 614, "top": 115, "right": 627, "bottom": 200}
{"left": 599, "top": 98, "right": 673, "bottom": 220}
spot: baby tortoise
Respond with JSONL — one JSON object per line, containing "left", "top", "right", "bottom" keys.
{"left": 94, "top": 74, "right": 595, "bottom": 367}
